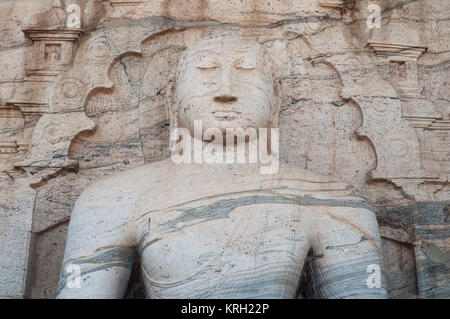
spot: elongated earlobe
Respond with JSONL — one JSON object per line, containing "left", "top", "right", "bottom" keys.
{"left": 168, "top": 77, "right": 179, "bottom": 135}
{"left": 268, "top": 79, "right": 281, "bottom": 128}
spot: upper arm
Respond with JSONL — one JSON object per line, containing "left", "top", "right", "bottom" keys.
{"left": 306, "top": 206, "right": 387, "bottom": 299}
{"left": 57, "top": 179, "right": 138, "bottom": 299}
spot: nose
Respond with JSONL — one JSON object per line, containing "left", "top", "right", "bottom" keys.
{"left": 214, "top": 65, "right": 238, "bottom": 104}
{"left": 214, "top": 95, "right": 238, "bottom": 104}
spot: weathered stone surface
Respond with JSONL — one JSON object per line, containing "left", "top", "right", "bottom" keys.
{"left": 26, "top": 222, "right": 69, "bottom": 299}
{"left": 381, "top": 239, "right": 418, "bottom": 299}
{"left": 0, "top": 0, "right": 448, "bottom": 298}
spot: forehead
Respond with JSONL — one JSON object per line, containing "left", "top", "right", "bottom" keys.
{"left": 182, "top": 39, "right": 265, "bottom": 63}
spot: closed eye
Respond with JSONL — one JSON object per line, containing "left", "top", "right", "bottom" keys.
{"left": 236, "top": 66, "right": 256, "bottom": 71}
{"left": 234, "top": 60, "right": 256, "bottom": 71}
{"left": 197, "top": 66, "right": 219, "bottom": 70}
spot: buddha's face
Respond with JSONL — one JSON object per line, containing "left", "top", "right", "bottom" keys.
{"left": 175, "top": 38, "right": 277, "bottom": 135}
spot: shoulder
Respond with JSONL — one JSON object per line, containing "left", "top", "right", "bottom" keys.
{"left": 277, "top": 163, "right": 376, "bottom": 214}
{"left": 66, "top": 162, "right": 173, "bottom": 255}
{"left": 277, "top": 162, "right": 355, "bottom": 194}
{"left": 77, "top": 159, "right": 172, "bottom": 204}
{"left": 279, "top": 162, "right": 348, "bottom": 183}
{"left": 71, "top": 161, "right": 171, "bottom": 227}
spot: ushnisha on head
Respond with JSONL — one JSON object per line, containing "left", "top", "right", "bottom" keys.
{"left": 171, "top": 36, "right": 280, "bottom": 136}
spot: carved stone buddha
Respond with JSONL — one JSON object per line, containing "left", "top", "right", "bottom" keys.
{"left": 57, "top": 36, "right": 387, "bottom": 299}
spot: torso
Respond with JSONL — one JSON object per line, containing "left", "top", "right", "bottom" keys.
{"left": 130, "top": 161, "right": 357, "bottom": 298}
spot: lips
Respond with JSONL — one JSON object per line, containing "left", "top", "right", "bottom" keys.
{"left": 212, "top": 110, "right": 241, "bottom": 120}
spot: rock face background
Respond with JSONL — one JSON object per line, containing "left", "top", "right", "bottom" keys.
{"left": 0, "top": 0, "right": 448, "bottom": 299}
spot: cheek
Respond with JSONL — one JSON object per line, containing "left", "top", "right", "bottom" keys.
{"left": 249, "top": 109, "right": 272, "bottom": 126}
{"left": 178, "top": 70, "right": 217, "bottom": 96}
{"left": 239, "top": 78, "right": 273, "bottom": 99}
{"left": 237, "top": 99, "right": 272, "bottom": 126}
{"left": 178, "top": 97, "right": 214, "bottom": 124}
{"left": 181, "top": 96, "right": 212, "bottom": 113}
{"left": 238, "top": 89, "right": 272, "bottom": 115}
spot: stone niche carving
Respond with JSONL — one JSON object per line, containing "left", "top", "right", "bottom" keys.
{"left": 57, "top": 35, "right": 388, "bottom": 299}
{"left": 3, "top": 0, "right": 84, "bottom": 160}
{"left": 0, "top": 0, "right": 448, "bottom": 300}
{"left": 20, "top": 14, "right": 449, "bottom": 298}
{"left": 22, "top": 29, "right": 83, "bottom": 77}
{"left": 367, "top": 9, "right": 449, "bottom": 201}
{"left": 368, "top": 9, "right": 428, "bottom": 99}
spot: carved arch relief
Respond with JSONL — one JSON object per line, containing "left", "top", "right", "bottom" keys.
{"left": 317, "top": 53, "right": 424, "bottom": 179}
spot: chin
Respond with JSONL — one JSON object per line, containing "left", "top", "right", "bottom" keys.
{"left": 209, "top": 119, "right": 257, "bottom": 131}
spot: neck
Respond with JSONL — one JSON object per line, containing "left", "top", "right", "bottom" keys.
{"left": 170, "top": 134, "right": 280, "bottom": 175}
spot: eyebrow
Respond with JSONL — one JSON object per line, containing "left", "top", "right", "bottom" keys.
{"left": 183, "top": 51, "right": 219, "bottom": 63}
{"left": 184, "top": 45, "right": 258, "bottom": 59}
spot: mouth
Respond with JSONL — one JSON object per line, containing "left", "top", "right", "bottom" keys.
{"left": 212, "top": 110, "right": 241, "bottom": 121}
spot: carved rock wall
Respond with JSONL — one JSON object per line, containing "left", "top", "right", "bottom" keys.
{"left": 0, "top": 0, "right": 448, "bottom": 298}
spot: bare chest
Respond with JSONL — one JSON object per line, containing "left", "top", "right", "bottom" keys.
{"left": 135, "top": 192, "right": 313, "bottom": 298}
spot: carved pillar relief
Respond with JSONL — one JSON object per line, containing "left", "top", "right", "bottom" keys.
{"left": 367, "top": 10, "right": 428, "bottom": 99}
{"left": 3, "top": 3, "right": 84, "bottom": 160}
{"left": 22, "top": 29, "right": 84, "bottom": 77}
{"left": 367, "top": 9, "right": 448, "bottom": 200}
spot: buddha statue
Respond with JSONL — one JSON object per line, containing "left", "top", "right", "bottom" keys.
{"left": 57, "top": 36, "right": 387, "bottom": 299}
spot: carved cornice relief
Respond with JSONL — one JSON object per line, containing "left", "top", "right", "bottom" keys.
{"left": 22, "top": 29, "right": 84, "bottom": 77}
{"left": 368, "top": 10, "right": 428, "bottom": 99}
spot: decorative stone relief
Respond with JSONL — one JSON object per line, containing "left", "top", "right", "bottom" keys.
{"left": 22, "top": 29, "right": 83, "bottom": 77}
{"left": 0, "top": 0, "right": 448, "bottom": 299}
{"left": 17, "top": 24, "right": 174, "bottom": 172}
{"left": 3, "top": 0, "right": 84, "bottom": 160}
{"left": 318, "top": 52, "right": 424, "bottom": 179}
{"left": 367, "top": 8, "right": 449, "bottom": 201}
{"left": 57, "top": 36, "right": 388, "bottom": 299}
{"left": 368, "top": 9, "right": 428, "bottom": 99}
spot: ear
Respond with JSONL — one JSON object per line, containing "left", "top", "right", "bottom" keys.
{"left": 167, "top": 74, "right": 178, "bottom": 135}
{"left": 268, "top": 78, "right": 281, "bottom": 128}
